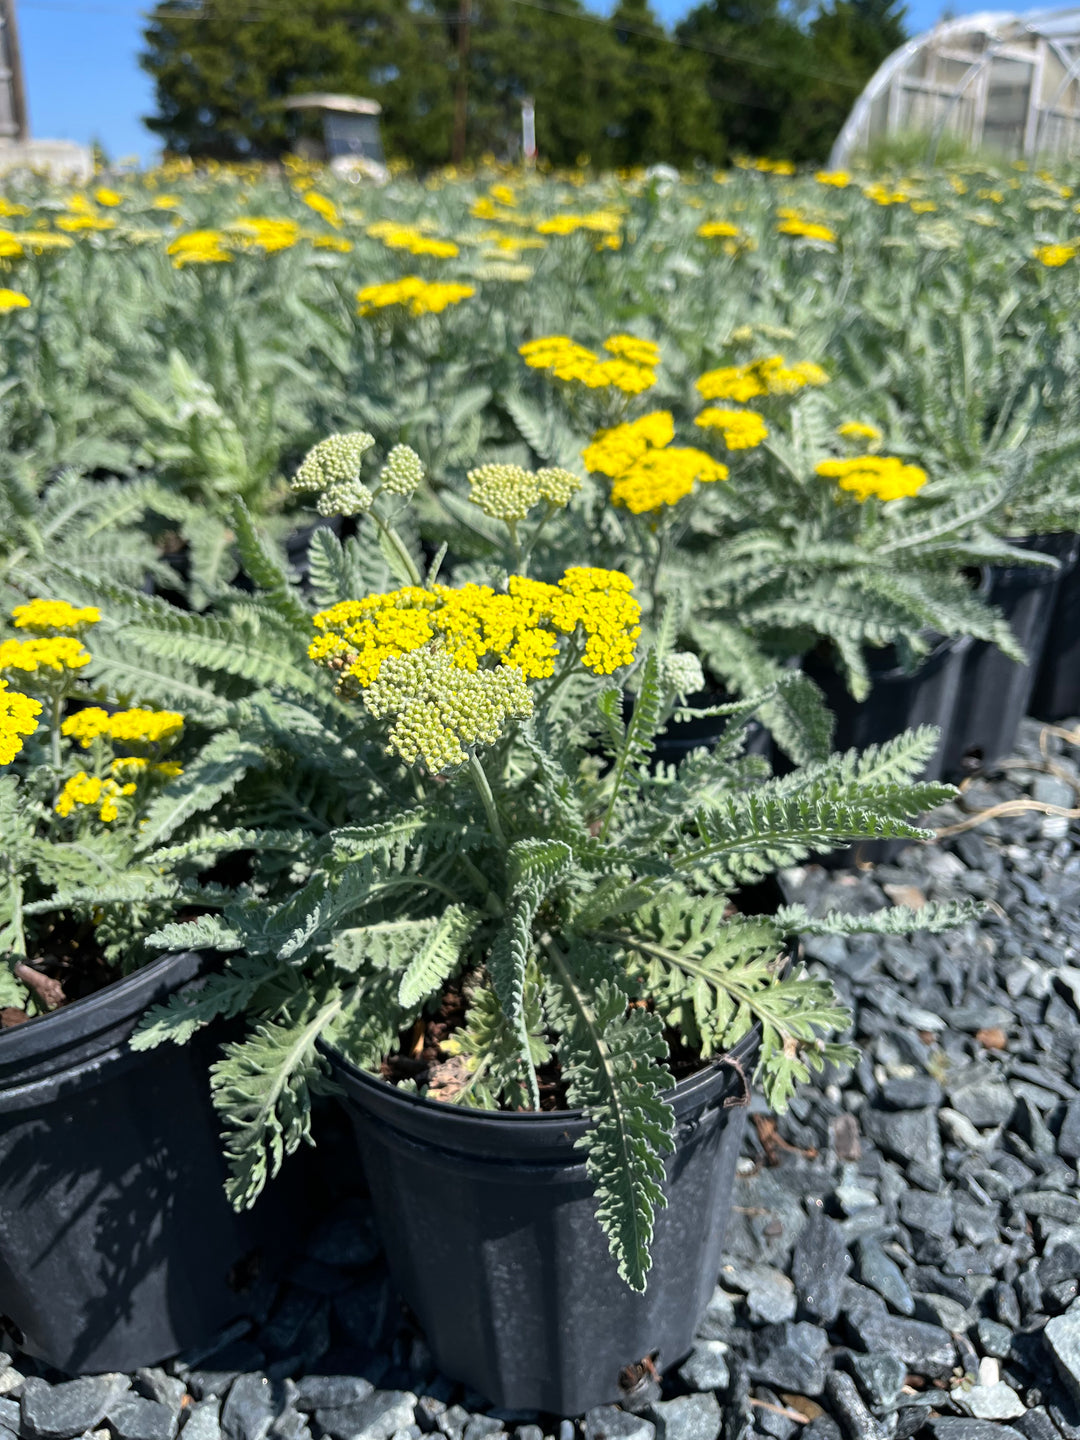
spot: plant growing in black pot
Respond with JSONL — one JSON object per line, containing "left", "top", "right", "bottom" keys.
{"left": 0, "top": 598, "right": 303, "bottom": 1374}
{"left": 129, "top": 436, "right": 977, "bottom": 1415}
{"left": 498, "top": 340, "right": 1029, "bottom": 773}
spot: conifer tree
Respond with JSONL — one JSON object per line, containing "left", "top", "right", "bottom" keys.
{"left": 141, "top": 0, "right": 454, "bottom": 163}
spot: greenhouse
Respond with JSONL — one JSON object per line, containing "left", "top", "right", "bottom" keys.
{"left": 830, "top": 5, "right": 1080, "bottom": 164}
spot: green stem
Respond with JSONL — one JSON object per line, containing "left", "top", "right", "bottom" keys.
{"left": 7, "top": 872, "right": 25, "bottom": 959}
{"left": 49, "top": 690, "right": 63, "bottom": 778}
{"left": 369, "top": 507, "right": 423, "bottom": 587}
{"left": 518, "top": 502, "right": 558, "bottom": 577}
{"left": 454, "top": 1051, "right": 491, "bottom": 1105}
{"left": 467, "top": 749, "right": 507, "bottom": 849}
{"left": 460, "top": 854, "right": 505, "bottom": 916}
{"left": 507, "top": 519, "right": 523, "bottom": 573}
{"left": 534, "top": 639, "right": 583, "bottom": 710}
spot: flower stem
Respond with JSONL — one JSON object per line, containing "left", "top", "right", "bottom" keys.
{"left": 369, "top": 508, "right": 423, "bottom": 587}
{"left": 49, "top": 691, "right": 63, "bottom": 775}
{"left": 468, "top": 749, "right": 507, "bottom": 849}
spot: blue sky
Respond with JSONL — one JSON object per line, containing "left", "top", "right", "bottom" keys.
{"left": 20, "top": 0, "right": 969, "bottom": 165}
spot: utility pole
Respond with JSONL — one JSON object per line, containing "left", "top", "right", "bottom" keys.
{"left": 0, "top": 0, "right": 28, "bottom": 143}
{"left": 452, "top": 0, "right": 470, "bottom": 166}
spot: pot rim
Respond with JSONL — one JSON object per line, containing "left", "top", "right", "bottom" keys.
{"left": 0, "top": 949, "right": 202, "bottom": 1075}
{"left": 320, "top": 1001, "right": 765, "bottom": 1134}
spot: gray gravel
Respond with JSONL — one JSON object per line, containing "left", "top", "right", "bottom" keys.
{"left": 7, "top": 717, "right": 1080, "bottom": 1437}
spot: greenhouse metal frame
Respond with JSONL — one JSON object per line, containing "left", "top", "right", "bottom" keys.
{"left": 830, "top": 6, "right": 1080, "bottom": 165}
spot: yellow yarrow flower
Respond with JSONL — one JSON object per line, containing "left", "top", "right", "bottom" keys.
{"left": 356, "top": 277, "right": 475, "bottom": 316}
{"left": 695, "top": 365, "right": 766, "bottom": 404}
{"left": 366, "top": 221, "right": 459, "bottom": 258}
{"left": 227, "top": 217, "right": 300, "bottom": 253}
{"left": 609, "top": 447, "right": 729, "bottom": 514}
{"left": 56, "top": 213, "right": 115, "bottom": 232}
{"left": 815, "top": 171, "right": 850, "bottom": 187}
{"left": 110, "top": 756, "right": 184, "bottom": 780}
{"left": 94, "top": 187, "right": 123, "bottom": 207}
{"left": 518, "top": 334, "right": 655, "bottom": 393}
{"left": 301, "top": 190, "right": 342, "bottom": 227}
{"left": 582, "top": 412, "right": 675, "bottom": 478}
{"left": 0, "top": 230, "right": 23, "bottom": 258}
{"left": 696, "top": 354, "right": 828, "bottom": 402}
{"left": 697, "top": 220, "right": 741, "bottom": 239}
{"left": 836, "top": 420, "right": 883, "bottom": 445}
{"left": 18, "top": 233, "right": 74, "bottom": 253}
{"left": 11, "top": 599, "right": 101, "bottom": 633}
{"left": 167, "top": 229, "right": 232, "bottom": 266}
{"left": 694, "top": 407, "right": 769, "bottom": 449}
{"left": 0, "top": 636, "right": 91, "bottom": 674}
{"left": 0, "top": 289, "right": 30, "bottom": 313}
{"left": 0, "top": 680, "right": 42, "bottom": 765}
{"left": 535, "top": 210, "right": 621, "bottom": 237}
{"left": 1035, "top": 243, "right": 1076, "bottom": 267}
{"left": 816, "top": 455, "right": 928, "bottom": 502}
{"left": 777, "top": 217, "right": 836, "bottom": 243}
{"left": 310, "top": 568, "right": 640, "bottom": 691}
{"left": 603, "top": 334, "right": 660, "bottom": 368}
{"left": 54, "top": 771, "right": 136, "bottom": 823}
{"left": 61, "top": 706, "right": 184, "bottom": 749}
{"left": 863, "top": 182, "right": 909, "bottom": 206}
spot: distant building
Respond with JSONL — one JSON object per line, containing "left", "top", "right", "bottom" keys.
{"left": 282, "top": 94, "right": 389, "bottom": 182}
{"left": 831, "top": 6, "right": 1080, "bottom": 165}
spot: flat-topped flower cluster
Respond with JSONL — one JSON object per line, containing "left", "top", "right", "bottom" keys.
{"left": 520, "top": 334, "right": 660, "bottom": 394}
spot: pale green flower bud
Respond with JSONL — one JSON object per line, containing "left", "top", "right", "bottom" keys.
{"left": 293, "top": 431, "right": 375, "bottom": 495}
{"left": 535, "top": 467, "right": 582, "bottom": 507}
{"left": 662, "top": 651, "right": 705, "bottom": 698}
{"left": 467, "top": 463, "right": 542, "bottom": 522}
{"left": 317, "top": 476, "right": 374, "bottom": 516}
{"left": 363, "top": 647, "right": 533, "bottom": 772}
{"left": 380, "top": 444, "right": 425, "bottom": 497}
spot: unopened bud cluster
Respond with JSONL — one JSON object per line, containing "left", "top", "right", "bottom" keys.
{"left": 467, "top": 463, "right": 582, "bottom": 522}
{"left": 661, "top": 652, "right": 705, "bottom": 698}
{"left": 379, "top": 444, "right": 425, "bottom": 497}
{"left": 364, "top": 648, "right": 534, "bottom": 772}
{"left": 293, "top": 432, "right": 377, "bottom": 515}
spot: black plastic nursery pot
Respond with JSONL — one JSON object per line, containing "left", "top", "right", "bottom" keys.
{"left": 804, "top": 631, "right": 972, "bottom": 784}
{"left": 802, "top": 632, "right": 972, "bottom": 865}
{"left": 1031, "top": 533, "right": 1080, "bottom": 724}
{"left": 942, "top": 534, "right": 1080, "bottom": 778}
{"left": 323, "top": 1021, "right": 762, "bottom": 1417}
{"left": 652, "top": 688, "right": 771, "bottom": 768}
{"left": 0, "top": 951, "right": 293, "bottom": 1374}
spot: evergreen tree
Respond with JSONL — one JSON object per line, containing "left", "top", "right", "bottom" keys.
{"left": 431, "top": 0, "right": 622, "bottom": 167}
{"left": 140, "top": 0, "right": 455, "bottom": 164}
{"left": 777, "top": 0, "right": 906, "bottom": 157}
{"left": 606, "top": 0, "right": 722, "bottom": 167}
{"left": 676, "top": 0, "right": 818, "bottom": 160}
{"left": 678, "top": 0, "right": 905, "bottom": 163}
{"left": 141, "top": 0, "right": 905, "bottom": 168}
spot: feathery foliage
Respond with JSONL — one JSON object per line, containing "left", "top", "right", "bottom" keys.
{"left": 110, "top": 440, "right": 975, "bottom": 1293}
